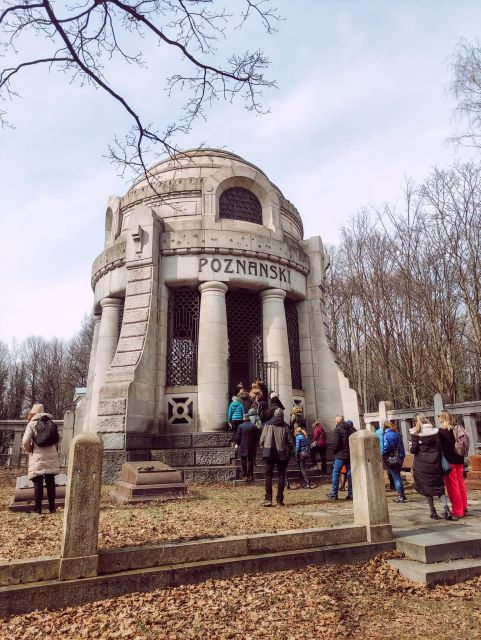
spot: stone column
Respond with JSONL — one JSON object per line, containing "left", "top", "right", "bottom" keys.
{"left": 89, "top": 298, "right": 122, "bottom": 433}
{"left": 260, "top": 288, "right": 293, "bottom": 413}
{"left": 400, "top": 419, "right": 410, "bottom": 451}
{"left": 350, "top": 430, "right": 392, "bottom": 542}
{"left": 59, "top": 433, "right": 103, "bottom": 580}
{"left": 197, "top": 281, "right": 229, "bottom": 432}
{"left": 81, "top": 314, "right": 101, "bottom": 432}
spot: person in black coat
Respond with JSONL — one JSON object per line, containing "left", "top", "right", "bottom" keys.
{"left": 269, "top": 391, "right": 285, "bottom": 412}
{"left": 329, "top": 416, "right": 356, "bottom": 500}
{"left": 410, "top": 414, "right": 456, "bottom": 520}
{"left": 235, "top": 414, "right": 260, "bottom": 482}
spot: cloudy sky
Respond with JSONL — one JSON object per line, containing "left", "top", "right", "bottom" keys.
{"left": 1, "top": 0, "right": 480, "bottom": 344}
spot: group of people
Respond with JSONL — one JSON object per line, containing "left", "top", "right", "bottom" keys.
{"left": 375, "top": 411, "right": 469, "bottom": 519}
{"left": 230, "top": 383, "right": 471, "bottom": 518}
{"left": 228, "top": 381, "right": 331, "bottom": 506}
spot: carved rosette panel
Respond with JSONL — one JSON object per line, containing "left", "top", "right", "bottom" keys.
{"left": 164, "top": 393, "right": 198, "bottom": 430}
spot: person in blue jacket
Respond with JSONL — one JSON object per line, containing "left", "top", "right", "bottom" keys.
{"left": 375, "top": 422, "right": 395, "bottom": 491}
{"left": 294, "top": 426, "right": 312, "bottom": 489}
{"left": 381, "top": 420, "right": 407, "bottom": 503}
{"left": 227, "top": 395, "right": 245, "bottom": 437}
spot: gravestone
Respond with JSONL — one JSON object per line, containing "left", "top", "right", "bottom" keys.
{"left": 9, "top": 474, "right": 68, "bottom": 512}
{"left": 111, "top": 461, "right": 186, "bottom": 504}
{"left": 59, "top": 433, "right": 103, "bottom": 580}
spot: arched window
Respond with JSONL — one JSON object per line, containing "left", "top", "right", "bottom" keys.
{"left": 219, "top": 187, "right": 262, "bottom": 224}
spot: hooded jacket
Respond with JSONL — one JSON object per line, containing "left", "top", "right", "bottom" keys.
{"left": 410, "top": 423, "right": 444, "bottom": 497}
{"left": 22, "top": 412, "right": 61, "bottom": 480}
{"left": 259, "top": 413, "right": 293, "bottom": 460}
{"left": 228, "top": 397, "right": 245, "bottom": 422}
{"left": 381, "top": 428, "right": 406, "bottom": 460}
{"left": 332, "top": 421, "right": 356, "bottom": 460}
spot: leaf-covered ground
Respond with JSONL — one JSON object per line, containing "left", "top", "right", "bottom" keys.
{"left": 2, "top": 555, "right": 481, "bottom": 639}
{"left": 0, "top": 470, "right": 351, "bottom": 561}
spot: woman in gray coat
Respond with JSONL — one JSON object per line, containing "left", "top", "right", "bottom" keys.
{"left": 22, "top": 403, "right": 60, "bottom": 514}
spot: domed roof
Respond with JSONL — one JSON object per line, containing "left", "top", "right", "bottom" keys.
{"left": 128, "top": 148, "right": 270, "bottom": 194}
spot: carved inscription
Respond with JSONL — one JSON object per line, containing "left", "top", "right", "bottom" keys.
{"left": 198, "top": 257, "right": 291, "bottom": 283}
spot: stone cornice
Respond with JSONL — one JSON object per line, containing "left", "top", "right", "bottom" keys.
{"left": 91, "top": 242, "right": 126, "bottom": 289}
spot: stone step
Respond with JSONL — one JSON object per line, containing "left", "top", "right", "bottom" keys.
{"left": 395, "top": 527, "right": 481, "bottom": 563}
{"left": 388, "top": 557, "right": 481, "bottom": 586}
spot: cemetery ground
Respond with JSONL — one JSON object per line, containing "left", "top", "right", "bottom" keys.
{"left": 2, "top": 470, "right": 481, "bottom": 639}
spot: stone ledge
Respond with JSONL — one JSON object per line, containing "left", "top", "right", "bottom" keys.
{"left": 0, "top": 540, "right": 395, "bottom": 616}
{"left": 192, "top": 432, "right": 232, "bottom": 448}
{"left": 151, "top": 449, "right": 195, "bottom": 467}
{"left": 151, "top": 434, "right": 193, "bottom": 449}
{"left": 194, "top": 448, "right": 234, "bottom": 466}
{"left": 0, "top": 557, "right": 59, "bottom": 587}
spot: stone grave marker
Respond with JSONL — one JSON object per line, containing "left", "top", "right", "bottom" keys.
{"left": 111, "top": 461, "right": 186, "bottom": 504}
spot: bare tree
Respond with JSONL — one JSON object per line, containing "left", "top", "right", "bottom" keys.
{"left": 451, "top": 38, "right": 481, "bottom": 148}
{"left": 0, "top": 0, "right": 278, "bottom": 179}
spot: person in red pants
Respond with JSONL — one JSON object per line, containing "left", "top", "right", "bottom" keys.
{"left": 438, "top": 410, "right": 468, "bottom": 518}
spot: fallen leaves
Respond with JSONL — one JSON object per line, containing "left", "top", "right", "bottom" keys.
{"left": 3, "top": 557, "right": 481, "bottom": 639}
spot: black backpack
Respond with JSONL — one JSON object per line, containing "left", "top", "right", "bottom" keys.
{"left": 34, "top": 415, "right": 59, "bottom": 447}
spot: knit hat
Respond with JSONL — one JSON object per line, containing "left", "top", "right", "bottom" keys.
{"left": 30, "top": 403, "right": 44, "bottom": 415}
{"left": 274, "top": 408, "right": 284, "bottom": 417}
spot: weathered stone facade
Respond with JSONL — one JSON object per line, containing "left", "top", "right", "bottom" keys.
{"left": 82, "top": 149, "right": 359, "bottom": 475}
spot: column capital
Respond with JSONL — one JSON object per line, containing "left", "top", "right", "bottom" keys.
{"left": 260, "top": 288, "right": 286, "bottom": 301}
{"left": 198, "top": 281, "right": 228, "bottom": 295}
{"left": 100, "top": 297, "right": 123, "bottom": 309}
{"left": 93, "top": 314, "right": 102, "bottom": 324}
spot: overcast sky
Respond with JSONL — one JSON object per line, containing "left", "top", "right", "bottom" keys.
{"left": 1, "top": 0, "right": 480, "bottom": 344}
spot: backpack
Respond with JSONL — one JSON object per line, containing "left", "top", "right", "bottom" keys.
{"left": 453, "top": 423, "right": 470, "bottom": 457}
{"left": 34, "top": 415, "right": 60, "bottom": 447}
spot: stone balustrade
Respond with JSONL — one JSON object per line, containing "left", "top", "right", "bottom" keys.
{"left": 0, "top": 418, "right": 70, "bottom": 468}
{"left": 364, "top": 394, "right": 481, "bottom": 455}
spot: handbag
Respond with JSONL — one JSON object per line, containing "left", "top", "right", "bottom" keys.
{"left": 441, "top": 454, "right": 452, "bottom": 475}
{"left": 386, "top": 450, "right": 401, "bottom": 467}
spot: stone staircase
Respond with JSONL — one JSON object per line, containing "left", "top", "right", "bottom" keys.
{"left": 390, "top": 525, "right": 481, "bottom": 585}
{"left": 132, "top": 431, "right": 332, "bottom": 485}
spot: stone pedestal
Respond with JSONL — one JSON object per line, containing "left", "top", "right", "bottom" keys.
{"left": 350, "top": 430, "right": 392, "bottom": 542}
{"left": 197, "top": 281, "right": 229, "bottom": 431}
{"left": 466, "top": 455, "right": 481, "bottom": 490}
{"left": 111, "top": 461, "right": 186, "bottom": 503}
{"left": 9, "top": 474, "right": 68, "bottom": 513}
{"left": 59, "top": 433, "right": 103, "bottom": 581}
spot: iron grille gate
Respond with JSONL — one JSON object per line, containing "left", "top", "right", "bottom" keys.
{"left": 285, "top": 299, "right": 302, "bottom": 389}
{"left": 226, "top": 290, "right": 263, "bottom": 395}
{"left": 166, "top": 288, "right": 200, "bottom": 386}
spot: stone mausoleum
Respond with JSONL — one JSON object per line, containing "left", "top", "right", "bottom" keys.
{"left": 81, "top": 149, "right": 359, "bottom": 481}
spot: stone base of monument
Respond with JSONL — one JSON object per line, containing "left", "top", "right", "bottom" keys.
{"left": 465, "top": 455, "right": 481, "bottom": 490}
{"left": 9, "top": 474, "right": 68, "bottom": 512}
{"left": 111, "top": 461, "right": 186, "bottom": 504}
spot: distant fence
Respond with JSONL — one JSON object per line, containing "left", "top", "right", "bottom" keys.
{"left": 0, "top": 411, "right": 75, "bottom": 469}
{"left": 363, "top": 394, "right": 481, "bottom": 455}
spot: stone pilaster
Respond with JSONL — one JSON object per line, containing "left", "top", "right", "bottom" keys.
{"left": 197, "top": 281, "right": 229, "bottom": 432}
{"left": 260, "top": 288, "right": 293, "bottom": 414}
{"left": 302, "top": 236, "right": 359, "bottom": 430}
{"left": 82, "top": 314, "right": 101, "bottom": 433}
{"left": 89, "top": 299, "right": 121, "bottom": 433}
